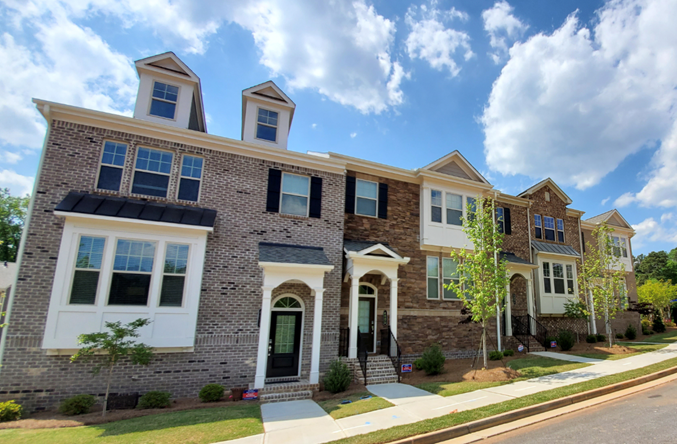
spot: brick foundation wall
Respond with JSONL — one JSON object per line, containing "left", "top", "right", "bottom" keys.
{"left": 0, "top": 120, "right": 345, "bottom": 411}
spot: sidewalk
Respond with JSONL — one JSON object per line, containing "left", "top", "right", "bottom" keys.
{"left": 225, "top": 343, "right": 677, "bottom": 444}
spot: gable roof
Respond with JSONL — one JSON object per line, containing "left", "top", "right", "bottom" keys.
{"left": 584, "top": 209, "right": 633, "bottom": 229}
{"left": 343, "top": 240, "right": 402, "bottom": 259}
{"left": 242, "top": 80, "right": 296, "bottom": 139}
{"left": 422, "top": 151, "right": 490, "bottom": 184}
{"left": 518, "top": 178, "right": 572, "bottom": 205}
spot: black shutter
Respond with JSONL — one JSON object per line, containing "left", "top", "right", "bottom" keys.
{"left": 345, "top": 176, "right": 356, "bottom": 214}
{"left": 504, "top": 207, "right": 512, "bottom": 235}
{"left": 309, "top": 177, "right": 323, "bottom": 218}
{"left": 378, "top": 183, "right": 388, "bottom": 219}
{"left": 582, "top": 232, "right": 586, "bottom": 253}
{"left": 266, "top": 169, "right": 282, "bottom": 213}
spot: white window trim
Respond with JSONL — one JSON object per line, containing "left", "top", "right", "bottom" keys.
{"left": 255, "top": 106, "right": 279, "bottom": 143}
{"left": 557, "top": 218, "right": 565, "bottom": 243}
{"left": 540, "top": 259, "right": 578, "bottom": 296}
{"left": 429, "top": 190, "right": 478, "bottom": 227}
{"left": 148, "top": 80, "right": 180, "bottom": 121}
{"left": 534, "top": 214, "right": 543, "bottom": 239}
{"left": 67, "top": 234, "right": 108, "bottom": 306}
{"left": 279, "top": 172, "right": 311, "bottom": 217}
{"left": 43, "top": 217, "right": 208, "bottom": 350}
{"left": 106, "top": 237, "right": 158, "bottom": 307}
{"left": 355, "top": 178, "right": 379, "bottom": 218}
{"left": 543, "top": 216, "right": 556, "bottom": 242}
{"left": 427, "top": 256, "right": 440, "bottom": 300}
{"left": 131, "top": 146, "right": 175, "bottom": 198}
{"left": 158, "top": 242, "right": 191, "bottom": 308}
{"left": 431, "top": 189, "right": 443, "bottom": 223}
{"left": 95, "top": 140, "right": 128, "bottom": 192}
{"left": 176, "top": 154, "right": 204, "bottom": 203}
{"left": 442, "top": 257, "right": 461, "bottom": 300}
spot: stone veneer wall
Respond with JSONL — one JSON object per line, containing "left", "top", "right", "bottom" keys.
{"left": 0, "top": 120, "right": 345, "bottom": 411}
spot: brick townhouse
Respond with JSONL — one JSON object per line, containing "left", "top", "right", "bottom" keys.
{"left": 0, "top": 52, "right": 639, "bottom": 411}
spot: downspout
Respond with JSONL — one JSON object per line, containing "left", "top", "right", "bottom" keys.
{"left": 0, "top": 104, "right": 51, "bottom": 370}
{"left": 492, "top": 192, "right": 501, "bottom": 351}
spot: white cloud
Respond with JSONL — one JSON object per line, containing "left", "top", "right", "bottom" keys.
{"left": 601, "top": 196, "right": 610, "bottom": 206}
{"left": 311, "top": 123, "right": 317, "bottom": 129}
{"left": 0, "top": 170, "right": 34, "bottom": 196}
{"left": 482, "top": 1, "right": 527, "bottom": 64}
{"left": 404, "top": 1, "right": 473, "bottom": 77}
{"left": 0, "top": 150, "right": 22, "bottom": 164}
{"left": 482, "top": 0, "right": 677, "bottom": 191}
{"left": 615, "top": 192, "right": 636, "bottom": 208}
{"left": 632, "top": 215, "right": 677, "bottom": 250}
{"left": 350, "top": 132, "right": 357, "bottom": 138}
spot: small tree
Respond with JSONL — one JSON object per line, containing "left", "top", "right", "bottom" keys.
{"left": 564, "top": 297, "right": 589, "bottom": 341}
{"left": 638, "top": 280, "right": 677, "bottom": 323}
{"left": 579, "top": 223, "right": 626, "bottom": 347}
{"left": 446, "top": 197, "right": 508, "bottom": 368}
{"left": 71, "top": 318, "right": 153, "bottom": 416}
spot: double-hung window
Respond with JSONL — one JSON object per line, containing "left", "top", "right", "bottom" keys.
{"left": 355, "top": 179, "right": 378, "bottom": 217}
{"left": 612, "top": 236, "right": 628, "bottom": 258}
{"left": 427, "top": 257, "right": 439, "bottom": 300}
{"left": 496, "top": 207, "right": 505, "bottom": 233}
{"left": 542, "top": 261, "right": 575, "bottom": 295}
{"left": 534, "top": 215, "right": 542, "bottom": 239}
{"left": 466, "top": 197, "right": 476, "bottom": 221}
{"left": 109, "top": 240, "right": 156, "bottom": 306}
{"left": 544, "top": 216, "right": 556, "bottom": 241}
{"left": 256, "top": 108, "right": 278, "bottom": 142}
{"left": 442, "top": 258, "right": 460, "bottom": 300}
{"left": 566, "top": 265, "right": 575, "bottom": 294}
{"left": 132, "top": 147, "right": 173, "bottom": 198}
{"left": 69, "top": 236, "right": 105, "bottom": 305}
{"left": 160, "top": 243, "right": 189, "bottom": 307}
{"left": 557, "top": 219, "right": 565, "bottom": 242}
{"left": 542, "top": 262, "right": 551, "bottom": 293}
{"left": 178, "top": 155, "right": 203, "bottom": 202}
{"left": 431, "top": 190, "right": 442, "bottom": 223}
{"left": 280, "top": 173, "right": 310, "bottom": 216}
{"left": 446, "top": 193, "right": 463, "bottom": 226}
{"left": 97, "top": 141, "right": 127, "bottom": 191}
{"left": 150, "top": 82, "right": 179, "bottom": 119}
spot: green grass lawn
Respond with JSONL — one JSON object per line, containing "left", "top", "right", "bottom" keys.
{"left": 570, "top": 343, "right": 668, "bottom": 361}
{"left": 639, "top": 331, "right": 677, "bottom": 343}
{"left": 417, "top": 356, "right": 590, "bottom": 397}
{"left": 317, "top": 392, "right": 393, "bottom": 420}
{"left": 0, "top": 404, "right": 263, "bottom": 444}
{"left": 329, "top": 356, "right": 677, "bottom": 444}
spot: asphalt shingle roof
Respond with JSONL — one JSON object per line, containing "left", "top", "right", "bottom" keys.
{"left": 55, "top": 192, "right": 217, "bottom": 227}
{"left": 584, "top": 209, "right": 616, "bottom": 224}
{"left": 500, "top": 252, "right": 534, "bottom": 266}
{"left": 531, "top": 240, "right": 580, "bottom": 257}
{"left": 259, "top": 243, "right": 332, "bottom": 266}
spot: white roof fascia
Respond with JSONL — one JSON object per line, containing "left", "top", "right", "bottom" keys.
{"left": 518, "top": 178, "right": 573, "bottom": 205}
{"left": 422, "top": 150, "right": 491, "bottom": 185}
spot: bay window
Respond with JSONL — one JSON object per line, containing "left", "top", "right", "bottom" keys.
{"left": 109, "top": 240, "right": 156, "bottom": 305}
{"left": 612, "top": 236, "right": 628, "bottom": 258}
{"left": 69, "top": 236, "right": 105, "bottom": 305}
{"left": 542, "top": 261, "right": 575, "bottom": 295}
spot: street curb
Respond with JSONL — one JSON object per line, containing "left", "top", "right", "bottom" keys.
{"left": 389, "top": 365, "right": 677, "bottom": 444}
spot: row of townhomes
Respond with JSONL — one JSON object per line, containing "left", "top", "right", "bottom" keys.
{"left": 0, "top": 53, "right": 639, "bottom": 411}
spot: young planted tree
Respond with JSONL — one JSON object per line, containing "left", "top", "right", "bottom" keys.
{"left": 579, "top": 223, "right": 626, "bottom": 347}
{"left": 637, "top": 280, "right": 677, "bottom": 323}
{"left": 446, "top": 197, "right": 508, "bottom": 368}
{"left": 71, "top": 318, "right": 153, "bottom": 416}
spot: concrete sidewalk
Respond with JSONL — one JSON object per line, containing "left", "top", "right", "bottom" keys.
{"left": 529, "top": 351, "right": 603, "bottom": 363}
{"left": 224, "top": 343, "right": 677, "bottom": 444}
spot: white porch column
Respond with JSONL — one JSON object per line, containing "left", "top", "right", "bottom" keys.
{"left": 589, "top": 289, "right": 598, "bottom": 335}
{"left": 310, "top": 288, "right": 325, "bottom": 384}
{"left": 348, "top": 277, "right": 360, "bottom": 359}
{"left": 254, "top": 286, "right": 274, "bottom": 388}
{"left": 526, "top": 278, "right": 535, "bottom": 335}
{"left": 505, "top": 280, "right": 512, "bottom": 336}
{"left": 389, "top": 278, "right": 399, "bottom": 357}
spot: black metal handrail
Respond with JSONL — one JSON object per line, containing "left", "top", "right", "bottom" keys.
{"left": 357, "top": 327, "right": 368, "bottom": 385}
{"left": 388, "top": 327, "right": 402, "bottom": 383}
{"left": 339, "top": 328, "right": 349, "bottom": 357}
{"left": 527, "top": 314, "right": 549, "bottom": 348}
{"left": 511, "top": 315, "right": 530, "bottom": 352}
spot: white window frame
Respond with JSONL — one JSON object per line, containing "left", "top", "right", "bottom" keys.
{"left": 355, "top": 179, "right": 379, "bottom": 218}
{"left": 96, "top": 140, "right": 128, "bottom": 192}
{"left": 256, "top": 107, "right": 279, "bottom": 143}
{"left": 106, "top": 238, "right": 158, "bottom": 307}
{"left": 427, "top": 256, "right": 440, "bottom": 300}
{"left": 431, "top": 189, "right": 443, "bottom": 223}
{"left": 541, "top": 260, "right": 577, "bottom": 296}
{"left": 177, "top": 154, "right": 204, "bottom": 203}
{"left": 148, "top": 81, "right": 180, "bottom": 121}
{"left": 442, "top": 257, "right": 461, "bottom": 300}
{"left": 131, "top": 146, "right": 175, "bottom": 198}
{"left": 68, "top": 234, "right": 107, "bottom": 306}
{"left": 543, "top": 216, "right": 556, "bottom": 242}
{"left": 280, "top": 172, "right": 311, "bottom": 217}
{"left": 445, "top": 192, "right": 464, "bottom": 226}
{"left": 496, "top": 207, "right": 505, "bottom": 234}
{"left": 612, "top": 236, "right": 628, "bottom": 258}
{"left": 158, "top": 242, "right": 191, "bottom": 308}
{"left": 534, "top": 214, "right": 543, "bottom": 239}
{"left": 557, "top": 218, "right": 565, "bottom": 243}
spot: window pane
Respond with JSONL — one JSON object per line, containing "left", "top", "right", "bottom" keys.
{"left": 76, "top": 236, "right": 105, "bottom": 270}
{"left": 446, "top": 193, "right": 462, "bottom": 210}
{"left": 181, "top": 155, "right": 203, "bottom": 179}
{"left": 282, "top": 174, "right": 310, "bottom": 196}
{"left": 557, "top": 219, "right": 564, "bottom": 230}
{"left": 136, "top": 148, "right": 173, "bottom": 174}
{"left": 553, "top": 263, "right": 564, "bottom": 278}
{"left": 358, "top": 285, "right": 375, "bottom": 295}
{"left": 356, "top": 180, "right": 378, "bottom": 199}
{"left": 102, "top": 141, "right": 127, "bottom": 166}
{"left": 356, "top": 197, "right": 377, "bottom": 216}
{"left": 427, "top": 257, "right": 439, "bottom": 277}
{"left": 132, "top": 171, "right": 170, "bottom": 197}
{"left": 431, "top": 190, "right": 442, "bottom": 207}
{"left": 466, "top": 197, "right": 476, "bottom": 214}
{"left": 447, "top": 208, "right": 463, "bottom": 225}
{"left": 258, "top": 109, "right": 278, "bottom": 125}
{"left": 544, "top": 278, "right": 552, "bottom": 293}
{"left": 443, "top": 258, "right": 458, "bottom": 278}
{"left": 178, "top": 178, "right": 200, "bottom": 202}
{"left": 543, "top": 262, "right": 550, "bottom": 277}
{"left": 566, "top": 264, "right": 573, "bottom": 279}
{"left": 443, "top": 278, "right": 459, "bottom": 300}
{"left": 427, "top": 278, "right": 439, "bottom": 299}
{"left": 274, "top": 314, "right": 295, "bottom": 354}
{"left": 256, "top": 124, "right": 277, "bottom": 141}
{"left": 544, "top": 217, "right": 555, "bottom": 229}
{"left": 535, "top": 227, "right": 542, "bottom": 239}
{"left": 113, "top": 240, "right": 155, "bottom": 272}
{"left": 554, "top": 278, "right": 565, "bottom": 294}
{"left": 545, "top": 228, "right": 555, "bottom": 241}
{"left": 431, "top": 206, "right": 442, "bottom": 223}
{"left": 496, "top": 208, "right": 503, "bottom": 221}
{"left": 274, "top": 296, "right": 302, "bottom": 307}
{"left": 97, "top": 166, "right": 123, "bottom": 191}
{"left": 164, "top": 244, "right": 189, "bottom": 274}
{"left": 150, "top": 99, "right": 176, "bottom": 119}
{"left": 558, "top": 231, "right": 564, "bottom": 242}
{"left": 534, "top": 214, "right": 542, "bottom": 227}
{"left": 280, "top": 194, "right": 308, "bottom": 216}
{"left": 108, "top": 273, "right": 151, "bottom": 305}
{"left": 567, "top": 279, "right": 574, "bottom": 294}
{"left": 160, "top": 275, "right": 185, "bottom": 307}
{"left": 70, "top": 270, "right": 99, "bottom": 305}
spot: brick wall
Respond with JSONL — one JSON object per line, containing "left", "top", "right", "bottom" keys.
{"left": 0, "top": 120, "right": 345, "bottom": 411}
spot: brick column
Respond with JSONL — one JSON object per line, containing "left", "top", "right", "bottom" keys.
{"left": 254, "top": 286, "right": 274, "bottom": 388}
{"left": 310, "top": 288, "right": 324, "bottom": 384}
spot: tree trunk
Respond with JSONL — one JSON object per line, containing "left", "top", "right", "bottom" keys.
{"left": 103, "top": 364, "right": 114, "bottom": 417}
{"left": 605, "top": 303, "right": 613, "bottom": 348}
{"left": 482, "top": 325, "right": 488, "bottom": 368}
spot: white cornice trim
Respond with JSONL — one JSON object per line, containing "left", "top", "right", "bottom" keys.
{"left": 258, "top": 262, "right": 335, "bottom": 271}
{"left": 327, "top": 152, "right": 419, "bottom": 183}
{"left": 417, "top": 170, "right": 494, "bottom": 190}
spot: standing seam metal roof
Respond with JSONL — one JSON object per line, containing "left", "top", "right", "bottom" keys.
{"left": 531, "top": 240, "right": 580, "bottom": 257}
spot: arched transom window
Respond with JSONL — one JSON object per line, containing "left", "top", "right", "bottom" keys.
{"left": 274, "top": 296, "right": 302, "bottom": 309}
{"left": 359, "top": 285, "right": 375, "bottom": 295}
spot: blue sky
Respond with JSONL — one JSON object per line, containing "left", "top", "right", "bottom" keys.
{"left": 1, "top": 0, "right": 676, "bottom": 255}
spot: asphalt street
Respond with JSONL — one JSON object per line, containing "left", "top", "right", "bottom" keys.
{"left": 482, "top": 379, "right": 677, "bottom": 444}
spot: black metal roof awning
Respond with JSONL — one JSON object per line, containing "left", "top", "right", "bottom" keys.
{"left": 531, "top": 240, "right": 580, "bottom": 257}
{"left": 55, "top": 192, "right": 217, "bottom": 228}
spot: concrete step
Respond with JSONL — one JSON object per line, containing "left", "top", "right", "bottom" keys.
{"left": 260, "top": 390, "right": 313, "bottom": 403}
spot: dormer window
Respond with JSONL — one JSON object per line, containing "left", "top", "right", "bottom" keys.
{"left": 256, "top": 108, "right": 278, "bottom": 142}
{"left": 150, "top": 81, "right": 179, "bottom": 119}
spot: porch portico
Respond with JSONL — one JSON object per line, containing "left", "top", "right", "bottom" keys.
{"left": 502, "top": 252, "right": 538, "bottom": 337}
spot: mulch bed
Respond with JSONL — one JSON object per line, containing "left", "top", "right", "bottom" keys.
{"left": 313, "top": 382, "right": 368, "bottom": 402}
{"left": 400, "top": 354, "right": 526, "bottom": 386}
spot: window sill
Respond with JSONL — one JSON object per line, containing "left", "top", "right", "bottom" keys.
{"left": 278, "top": 213, "right": 309, "bottom": 220}
{"left": 354, "top": 212, "right": 378, "bottom": 219}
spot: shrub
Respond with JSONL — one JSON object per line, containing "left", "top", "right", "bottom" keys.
{"left": 596, "top": 334, "right": 606, "bottom": 343}
{"left": 642, "top": 318, "right": 651, "bottom": 330}
{"left": 199, "top": 384, "right": 225, "bottom": 403}
{"left": 413, "top": 358, "right": 424, "bottom": 370}
{"left": 615, "top": 333, "right": 624, "bottom": 339}
{"left": 653, "top": 316, "right": 666, "bottom": 333}
{"left": 625, "top": 324, "right": 637, "bottom": 340}
{"left": 557, "top": 330, "right": 576, "bottom": 351}
{"left": 666, "top": 320, "right": 676, "bottom": 328}
{"left": 0, "top": 400, "right": 22, "bottom": 422}
{"left": 323, "top": 360, "right": 352, "bottom": 394}
{"left": 489, "top": 351, "right": 503, "bottom": 361}
{"left": 643, "top": 326, "right": 653, "bottom": 335}
{"left": 586, "top": 334, "right": 597, "bottom": 343}
{"left": 59, "top": 394, "right": 97, "bottom": 416}
{"left": 503, "top": 349, "right": 514, "bottom": 357}
{"left": 137, "top": 391, "right": 171, "bottom": 409}
{"left": 418, "top": 343, "right": 446, "bottom": 375}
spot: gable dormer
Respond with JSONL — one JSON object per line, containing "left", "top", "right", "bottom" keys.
{"left": 242, "top": 81, "right": 295, "bottom": 149}
{"left": 421, "top": 151, "right": 491, "bottom": 184}
{"left": 133, "top": 52, "right": 207, "bottom": 132}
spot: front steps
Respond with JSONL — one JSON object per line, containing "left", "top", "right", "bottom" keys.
{"left": 344, "top": 355, "right": 399, "bottom": 385}
{"left": 250, "top": 379, "right": 319, "bottom": 403}
{"left": 503, "top": 336, "right": 546, "bottom": 353}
